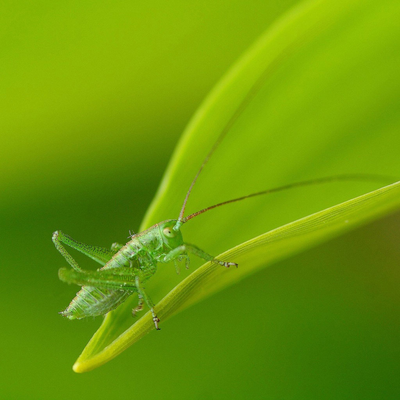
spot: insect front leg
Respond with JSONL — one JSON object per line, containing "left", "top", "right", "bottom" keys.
{"left": 163, "top": 248, "right": 190, "bottom": 270}
{"left": 135, "top": 275, "right": 160, "bottom": 330}
{"left": 164, "top": 243, "right": 237, "bottom": 268}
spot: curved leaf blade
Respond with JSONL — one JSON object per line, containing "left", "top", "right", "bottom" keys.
{"left": 73, "top": 0, "right": 400, "bottom": 372}
{"left": 74, "top": 182, "right": 400, "bottom": 372}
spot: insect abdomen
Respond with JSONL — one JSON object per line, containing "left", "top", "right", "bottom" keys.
{"left": 61, "top": 286, "right": 134, "bottom": 319}
{"left": 61, "top": 227, "right": 162, "bottom": 319}
{"left": 61, "top": 244, "right": 142, "bottom": 319}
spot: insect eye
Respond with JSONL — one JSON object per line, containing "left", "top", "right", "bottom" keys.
{"left": 163, "top": 227, "right": 175, "bottom": 238}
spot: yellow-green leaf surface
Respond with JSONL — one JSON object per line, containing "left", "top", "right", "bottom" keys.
{"left": 74, "top": 0, "right": 400, "bottom": 372}
{"left": 75, "top": 182, "right": 400, "bottom": 372}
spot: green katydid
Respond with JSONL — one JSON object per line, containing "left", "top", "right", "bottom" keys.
{"left": 53, "top": 62, "right": 390, "bottom": 330}
{"left": 53, "top": 164, "right": 386, "bottom": 330}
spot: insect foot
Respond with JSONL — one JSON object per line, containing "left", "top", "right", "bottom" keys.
{"left": 153, "top": 316, "right": 161, "bottom": 330}
{"left": 224, "top": 261, "right": 238, "bottom": 268}
{"left": 184, "top": 255, "right": 190, "bottom": 270}
{"left": 132, "top": 305, "right": 143, "bottom": 318}
{"left": 214, "top": 259, "right": 238, "bottom": 268}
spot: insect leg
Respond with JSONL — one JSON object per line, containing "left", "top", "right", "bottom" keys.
{"left": 132, "top": 293, "right": 144, "bottom": 317}
{"left": 135, "top": 275, "right": 160, "bottom": 330}
{"left": 164, "top": 243, "right": 237, "bottom": 268}
{"left": 52, "top": 230, "right": 116, "bottom": 269}
{"left": 111, "top": 242, "right": 125, "bottom": 252}
{"left": 174, "top": 260, "right": 181, "bottom": 274}
{"left": 58, "top": 267, "right": 137, "bottom": 290}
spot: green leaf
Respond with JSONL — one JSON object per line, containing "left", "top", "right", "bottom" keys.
{"left": 75, "top": 182, "right": 400, "bottom": 372}
{"left": 73, "top": 0, "right": 400, "bottom": 372}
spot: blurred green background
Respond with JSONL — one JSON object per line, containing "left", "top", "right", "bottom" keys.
{"left": 1, "top": 1, "right": 399, "bottom": 399}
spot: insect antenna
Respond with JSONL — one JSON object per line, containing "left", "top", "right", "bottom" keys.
{"left": 181, "top": 174, "right": 394, "bottom": 224}
{"left": 173, "top": 52, "right": 395, "bottom": 229}
{"left": 174, "top": 58, "right": 279, "bottom": 231}
{"left": 175, "top": 128, "right": 226, "bottom": 229}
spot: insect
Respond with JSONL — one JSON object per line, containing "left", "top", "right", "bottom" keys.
{"left": 54, "top": 63, "right": 387, "bottom": 330}
{"left": 54, "top": 170, "right": 380, "bottom": 329}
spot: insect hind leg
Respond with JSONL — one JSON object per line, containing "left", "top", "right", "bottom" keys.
{"left": 53, "top": 230, "right": 117, "bottom": 269}
{"left": 58, "top": 267, "right": 137, "bottom": 290}
{"left": 53, "top": 231, "right": 84, "bottom": 272}
{"left": 135, "top": 276, "right": 160, "bottom": 330}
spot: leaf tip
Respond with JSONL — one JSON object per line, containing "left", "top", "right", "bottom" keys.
{"left": 72, "top": 360, "right": 89, "bottom": 374}
{"left": 72, "top": 362, "right": 82, "bottom": 373}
